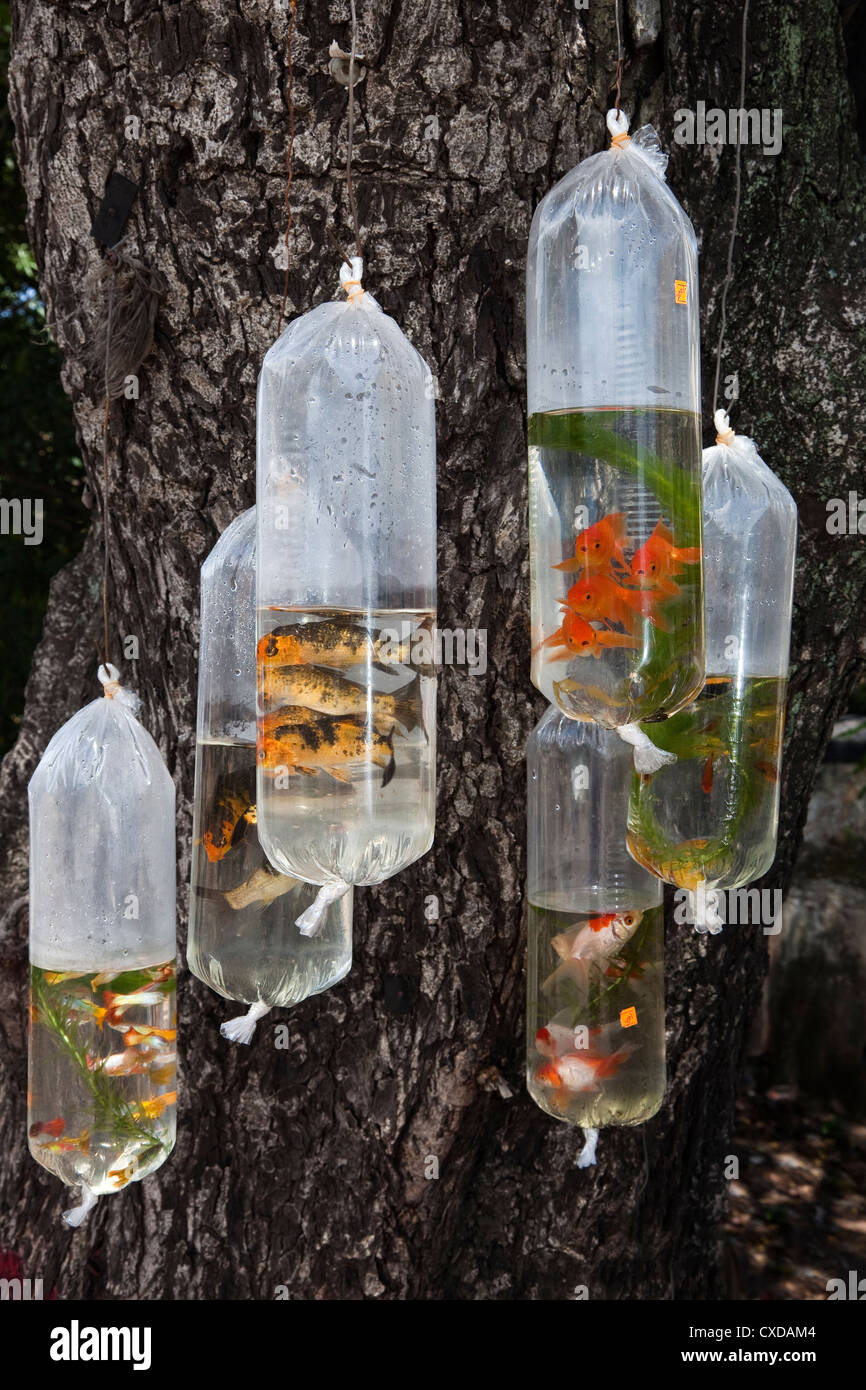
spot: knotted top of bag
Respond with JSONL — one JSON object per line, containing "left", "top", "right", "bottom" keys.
{"left": 605, "top": 109, "right": 669, "bottom": 181}
{"left": 708, "top": 407, "right": 762, "bottom": 464}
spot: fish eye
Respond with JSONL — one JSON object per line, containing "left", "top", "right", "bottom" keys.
{"left": 593, "top": 541, "right": 601, "bottom": 549}
{"left": 622, "top": 913, "right": 636, "bottom": 926}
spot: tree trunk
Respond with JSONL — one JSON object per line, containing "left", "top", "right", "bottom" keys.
{"left": 2, "top": 0, "right": 863, "bottom": 1300}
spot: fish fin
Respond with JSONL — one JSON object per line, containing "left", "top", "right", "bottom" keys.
{"left": 651, "top": 518, "right": 674, "bottom": 545}
{"left": 230, "top": 810, "right": 252, "bottom": 848}
{"left": 381, "top": 726, "right": 396, "bottom": 788}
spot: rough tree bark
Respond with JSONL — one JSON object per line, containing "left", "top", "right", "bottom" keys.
{"left": 1, "top": 0, "right": 863, "bottom": 1300}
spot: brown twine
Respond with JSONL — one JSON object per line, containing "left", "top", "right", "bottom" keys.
{"left": 277, "top": 0, "right": 297, "bottom": 335}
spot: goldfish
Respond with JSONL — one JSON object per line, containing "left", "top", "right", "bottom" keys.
{"left": 629, "top": 518, "right": 701, "bottom": 593}
{"left": 553, "top": 513, "right": 631, "bottom": 574}
{"left": 29, "top": 1117, "right": 65, "bottom": 1139}
{"left": 224, "top": 862, "right": 299, "bottom": 912}
{"left": 259, "top": 709, "right": 396, "bottom": 786}
{"left": 544, "top": 910, "right": 644, "bottom": 991}
{"left": 533, "top": 608, "right": 638, "bottom": 663}
{"left": 261, "top": 664, "right": 421, "bottom": 734}
{"left": 203, "top": 768, "right": 256, "bottom": 863}
{"left": 534, "top": 1047, "right": 634, "bottom": 1096}
{"left": 565, "top": 574, "right": 669, "bottom": 633}
{"left": 108, "top": 1164, "right": 135, "bottom": 1189}
{"left": 123, "top": 1025, "right": 177, "bottom": 1046}
{"left": 137, "top": 1091, "right": 177, "bottom": 1120}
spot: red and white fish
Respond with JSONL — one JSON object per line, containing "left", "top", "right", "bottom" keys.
{"left": 544, "top": 910, "right": 644, "bottom": 990}
{"left": 534, "top": 1046, "right": 634, "bottom": 1096}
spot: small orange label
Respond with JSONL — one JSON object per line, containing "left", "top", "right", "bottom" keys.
{"left": 620, "top": 1006, "right": 638, "bottom": 1029}
{"left": 674, "top": 279, "right": 688, "bottom": 304}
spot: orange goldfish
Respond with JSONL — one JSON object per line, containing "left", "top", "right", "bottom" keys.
{"left": 629, "top": 518, "right": 701, "bottom": 593}
{"left": 109, "top": 1164, "right": 135, "bottom": 1189}
{"left": 533, "top": 608, "right": 638, "bottom": 663}
{"left": 29, "top": 1116, "right": 65, "bottom": 1139}
{"left": 565, "top": 574, "right": 669, "bottom": 633}
{"left": 553, "top": 513, "right": 631, "bottom": 574}
{"left": 534, "top": 1047, "right": 634, "bottom": 1095}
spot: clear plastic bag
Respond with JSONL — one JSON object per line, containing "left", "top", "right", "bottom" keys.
{"left": 627, "top": 411, "right": 797, "bottom": 920}
{"left": 527, "top": 705, "right": 665, "bottom": 1146}
{"left": 527, "top": 112, "right": 704, "bottom": 729}
{"left": 255, "top": 261, "right": 437, "bottom": 906}
{"left": 188, "top": 508, "right": 353, "bottom": 1043}
{"left": 27, "top": 668, "right": 177, "bottom": 1225}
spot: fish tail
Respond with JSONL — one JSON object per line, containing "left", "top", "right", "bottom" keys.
{"left": 551, "top": 556, "right": 583, "bottom": 573}
{"left": 395, "top": 696, "right": 423, "bottom": 736}
{"left": 672, "top": 546, "right": 701, "bottom": 565}
{"left": 381, "top": 727, "right": 396, "bottom": 788}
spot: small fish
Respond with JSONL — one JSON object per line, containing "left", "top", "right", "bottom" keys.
{"left": 629, "top": 518, "right": 701, "bottom": 592}
{"left": 42, "top": 971, "right": 87, "bottom": 985}
{"left": 108, "top": 1164, "right": 135, "bottom": 1189}
{"left": 533, "top": 609, "right": 638, "bottom": 663}
{"left": 39, "top": 1129, "right": 91, "bottom": 1154}
{"left": 259, "top": 709, "right": 396, "bottom": 787}
{"left": 565, "top": 574, "right": 669, "bottom": 633}
{"left": 627, "top": 832, "right": 711, "bottom": 890}
{"left": 137, "top": 1090, "right": 177, "bottom": 1120}
{"left": 258, "top": 619, "right": 383, "bottom": 669}
{"left": 534, "top": 1046, "right": 634, "bottom": 1096}
{"left": 123, "top": 1025, "right": 177, "bottom": 1046}
{"left": 88, "top": 1048, "right": 150, "bottom": 1077}
{"left": 553, "top": 513, "right": 631, "bottom": 574}
{"left": 203, "top": 769, "right": 256, "bottom": 863}
{"left": 754, "top": 759, "right": 779, "bottom": 783}
{"left": 29, "top": 1116, "right": 65, "bottom": 1139}
{"left": 261, "top": 664, "right": 422, "bottom": 734}
{"left": 149, "top": 1059, "right": 177, "bottom": 1087}
{"left": 224, "top": 862, "right": 299, "bottom": 912}
{"left": 67, "top": 998, "right": 109, "bottom": 1030}
{"left": 103, "top": 988, "right": 169, "bottom": 1026}
{"left": 701, "top": 753, "right": 714, "bottom": 794}
{"left": 545, "top": 910, "right": 644, "bottom": 990}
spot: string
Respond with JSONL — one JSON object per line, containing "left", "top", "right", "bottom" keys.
{"left": 346, "top": 0, "right": 362, "bottom": 259}
{"left": 712, "top": 0, "right": 750, "bottom": 416}
{"left": 101, "top": 259, "right": 116, "bottom": 668}
{"left": 613, "top": 0, "right": 623, "bottom": 117}
{"left": 277, "top": 0, "right": 297, "bottom": 335}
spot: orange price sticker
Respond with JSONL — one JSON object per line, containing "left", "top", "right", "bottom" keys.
{"left": 674, "top": 279, "right": 688, "bottom": 304}
{"left": 620, "top": 1006, "right": 638, "bottom": 1029}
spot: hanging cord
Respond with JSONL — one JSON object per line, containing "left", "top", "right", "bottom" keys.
{"left": 711, "top": 0, "right": 750, "bottom": 416}
{"left": 101, "top": 266, "right": 115, "bottom": 667}
{"left": 345, "top": 0, "right": 363, "bottom": 260}
{"left": 277, "top": 0, "right": 297, "bottom": 335}
{"left": 613, "top": 0, "right": 623, "bottom": 117}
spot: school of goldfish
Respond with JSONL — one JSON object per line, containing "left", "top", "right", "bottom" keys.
{"left": 536, "top": 512, "right": 700, "bottom": 663}
{"left": 255, "top": 612, "right": 427, "bottom": 788}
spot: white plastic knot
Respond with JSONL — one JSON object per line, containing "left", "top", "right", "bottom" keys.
{"left": 617, "top": 723, "right": 677, "bottom": 775}
{"left": 690, "top": 883, "right": 725, "bottom": 935}
{"left": 714, "top": 408, "right": 736, "bottom": 447}
{"left": 62, "top": 1185, "right": 99, "bottom": 1228}
{"left": 577, "top": 1127, "right": 599, "bottom": 1168}
{"left": 339, "top": 255, "right": 364, "bottom": 302}
{"left": 220, "top": 1000, "right": 271, "bottom": 1046}
{"left": 296, "top": 881, "right": 351, "bottom": 937}
{"left": 98, "top": 662, "right": 121, "bottom": 699}
{"left": 606, "top": 108, "right": 631, "bottom": 147}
